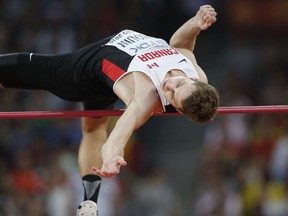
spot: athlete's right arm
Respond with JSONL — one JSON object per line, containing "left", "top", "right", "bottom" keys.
{"left": 93, "top": 94, "right": 158, "bottom": 178}
{"left": 93, "top": 74, "right": 160, "bottom": 178}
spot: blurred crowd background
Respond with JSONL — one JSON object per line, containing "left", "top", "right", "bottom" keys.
{"left": 0, "top": 0, "right": 288, "bottom": 215}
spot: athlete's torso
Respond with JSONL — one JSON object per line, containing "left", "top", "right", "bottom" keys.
{"left": 65, "top": 30, "right": 199, "bottom": 110}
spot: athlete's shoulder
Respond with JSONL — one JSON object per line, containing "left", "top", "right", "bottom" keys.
{"left": 114, "top": 71, "right": 158, "bottom": 106}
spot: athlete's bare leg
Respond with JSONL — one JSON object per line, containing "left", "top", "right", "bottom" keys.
{"left": 78, "top": 116, "right": 111, "bottom": 176}
{"left": 77, "top": 116, "right": 111, "bottom": 214}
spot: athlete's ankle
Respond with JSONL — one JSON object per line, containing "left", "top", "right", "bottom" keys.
{"left": 82, "top": 174, "right": 101, "bottom": 203}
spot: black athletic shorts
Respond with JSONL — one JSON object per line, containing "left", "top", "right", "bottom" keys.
{"left": 0, "top": 35, "right": 133, "bottom": 110}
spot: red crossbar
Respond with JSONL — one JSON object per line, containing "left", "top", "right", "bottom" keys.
{"left": 0, "top": 105, "right": 287, "bottom": 119}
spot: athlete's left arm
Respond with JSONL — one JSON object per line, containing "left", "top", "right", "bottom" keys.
{"left": 169, "top": 5, "right": 217, "bottom": 83}
{"left": 169, "top": 5, "right": 217, "bottom": 52}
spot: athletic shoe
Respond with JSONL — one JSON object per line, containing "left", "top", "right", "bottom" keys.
{"left": 76, "top": 200, "right": 98, "bottom": 216}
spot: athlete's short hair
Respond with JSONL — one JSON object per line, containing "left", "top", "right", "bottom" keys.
{"left": 179, "top": 80, "right": 219, "bottom": 123}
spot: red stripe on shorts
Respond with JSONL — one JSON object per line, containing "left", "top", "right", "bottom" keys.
{"left": 102, "top": 59, "right": 125, "bottom": 82}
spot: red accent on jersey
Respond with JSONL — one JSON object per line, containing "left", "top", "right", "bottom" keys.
{"left": 102, "top": 59, "right": 125, "bottom": 82}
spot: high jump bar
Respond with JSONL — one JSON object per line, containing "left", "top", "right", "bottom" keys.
{"left": 0, "top": 105, "right": 287, "bottom": 119}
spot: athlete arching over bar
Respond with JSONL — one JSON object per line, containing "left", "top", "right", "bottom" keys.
{"left": 0, "top": 5, "right": 219, "bottom": 215}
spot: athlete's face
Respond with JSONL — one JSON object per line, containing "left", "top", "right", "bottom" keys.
{"left": 161, "top": 76, "right": 197, "bottom": 110}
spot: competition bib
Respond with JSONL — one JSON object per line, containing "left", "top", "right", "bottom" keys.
{"left": 105, "top": 30, "right": 169, "bottom": 56}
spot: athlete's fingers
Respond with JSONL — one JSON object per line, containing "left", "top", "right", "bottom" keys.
{"left": 92, "top": 156, "right": 127, "bottom": 178}
{"left": 203, "top": 14, "right": 217, "bottom": 23}
{"left": 92, "top": 167, "right": 117, "bottom": 178}
{"left": 92, "top": 167, "right": 104, "bottom": 177}
{"left": 116, "top": 157, "right": 127, "bottom": 167}
{"left": 201, "top": 10, "right": 217, "bottom": 19}
{"left": 199, "top": 6, "right": 216, "bottom": 17}
{"left": 199, "top": 4, "right": 214, "bottom": 11}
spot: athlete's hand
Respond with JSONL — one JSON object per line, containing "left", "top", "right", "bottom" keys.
{"left": 195, "top": 5, "right": 217, "bottom": 30}
{"left": 92, "top": 156, "right": 127, "bottom": 178}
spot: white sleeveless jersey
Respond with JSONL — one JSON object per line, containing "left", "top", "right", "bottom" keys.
{"left": 105, "top": 30, "right": 199, "bottom": 110}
